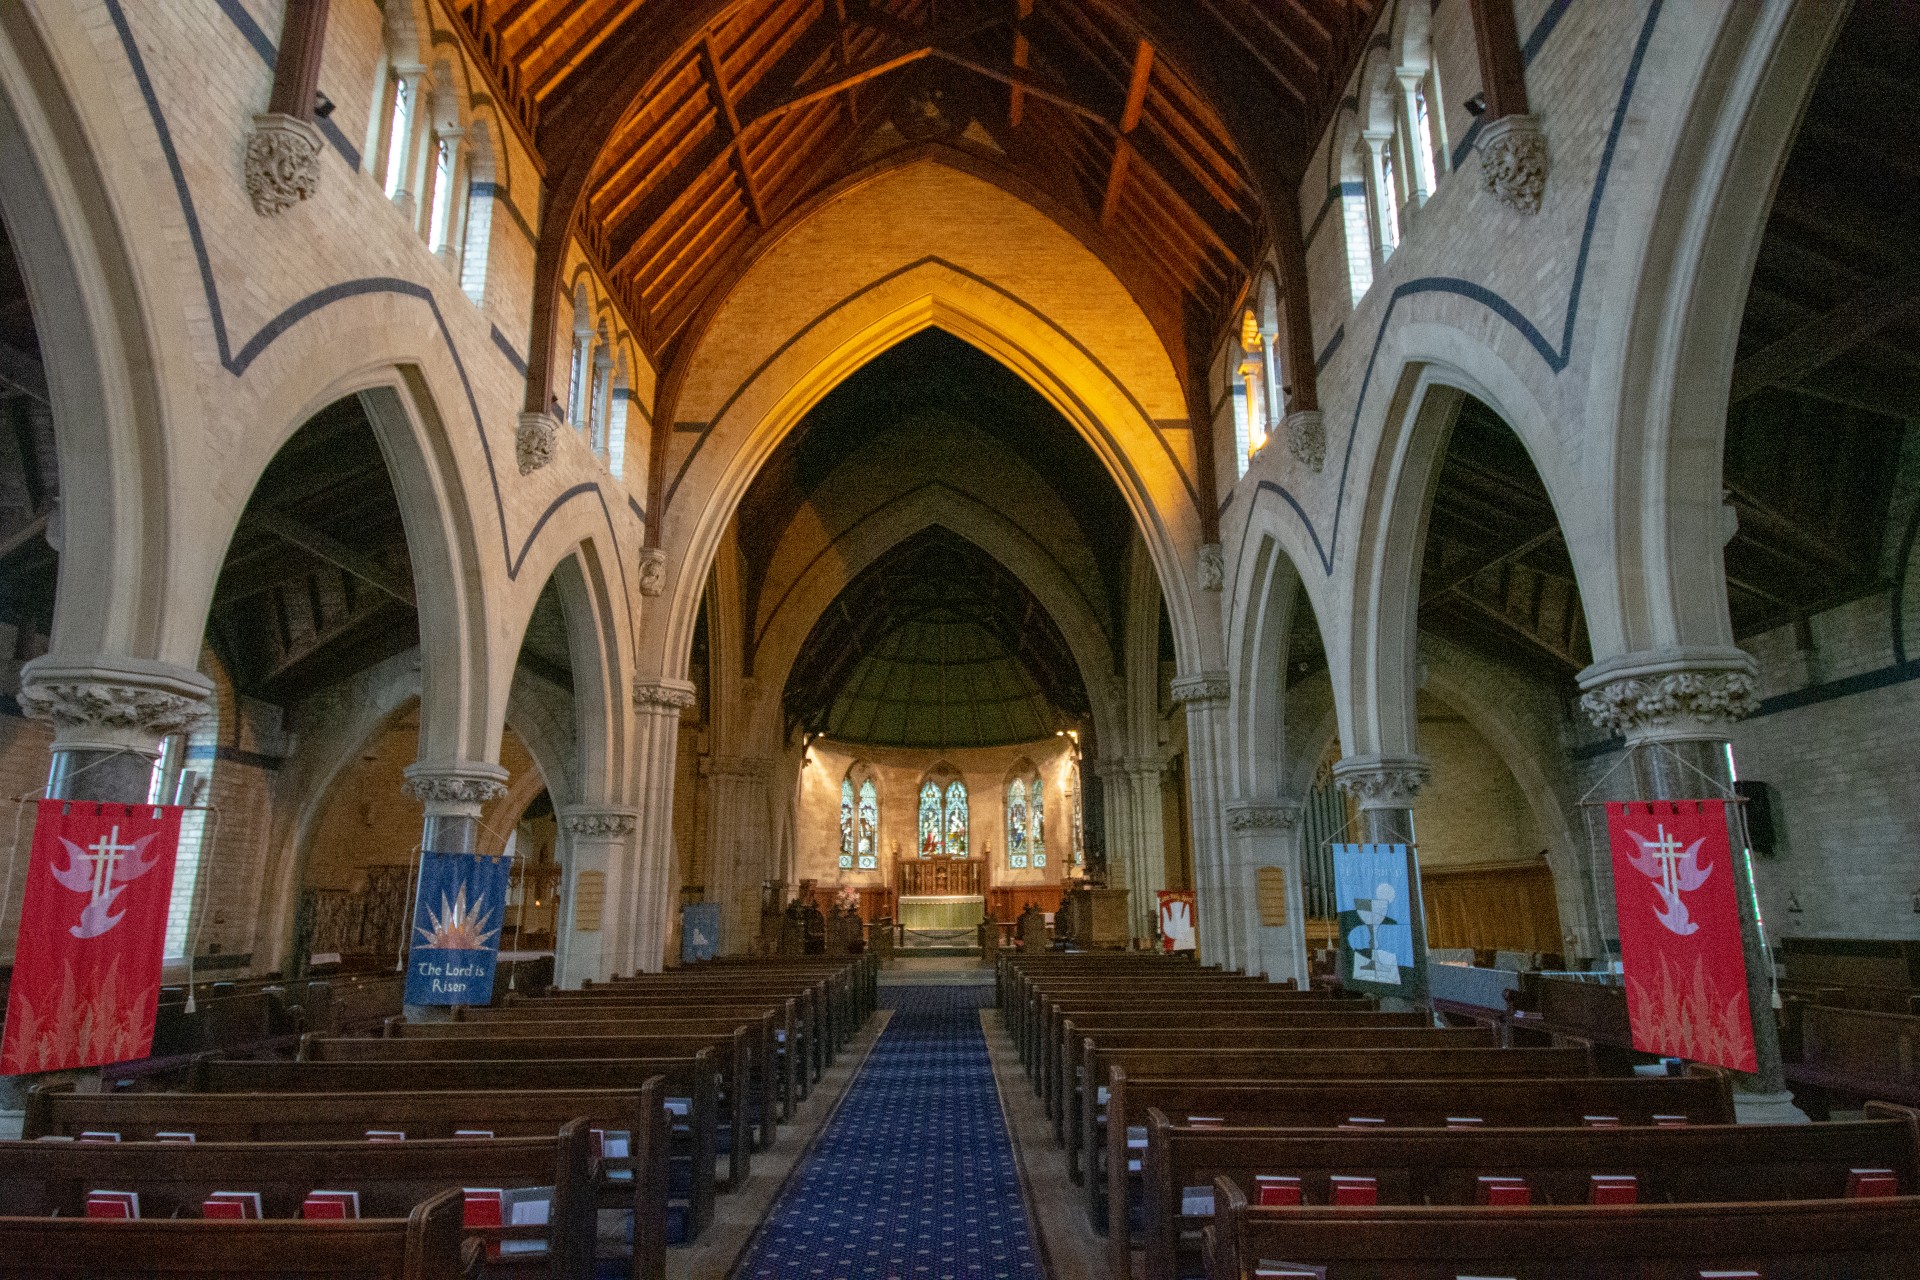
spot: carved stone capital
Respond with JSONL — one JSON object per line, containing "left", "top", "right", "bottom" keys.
{"left": 402, "top": 761, "right": 509, "bottom": 817}
{"left": 637, "top": 547, "right": 668, "bottom": 597}
{"left": 1577, "top": 648, "right": 1759, "bottom": 743}
{"left": 560, "top": 807, "right": 639, "bottom": 838}
{"left": 1285, "top": 409, "right": 1326, "bottom": 473}
{"left": 633, "top": 679, "right": 698, "bottom": 714}
{"left": 1197, "top": 543, "right": 1224, "bottom": 592}
{"left": 1169, "top": 672, "right": 1230, "bottom": 707}
{"left": 244, "top": 112, "right": 322, "bottom": 216}
{"left": 1479, "top": 113, "right": 1548, "bottom": 215}
{"left": 1227, "top": 800, "right": 1302, "bottom": 832}
{"left": 516, "top": 410, "right": 559, "bottom": 475}
{"left": 1331, "top": 754, "right": 1431, "bottom": 810}
{"left": 20, "top": 656, "right": 214, "bottom": 755}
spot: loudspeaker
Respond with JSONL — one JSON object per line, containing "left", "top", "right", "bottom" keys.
{"left": 1737, "top": 780, "right": 1777, "bottom": 857}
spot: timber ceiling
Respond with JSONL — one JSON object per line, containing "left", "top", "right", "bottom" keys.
{"left": 0, "top": 218, "right": 56, "bottom": 668}
{"left": 782, "top": 525, "right": 1089, "bottom": 748}
{"left": 448, "top": 0, "right": 1381, "bottom": 362}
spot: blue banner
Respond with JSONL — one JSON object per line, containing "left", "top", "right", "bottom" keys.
{"left": 681, "top": 903, "right": 721, "bottom": 964}
{"left": 404, "top": 850, "right": 510, "bottom": 1006}
{"left": 1332, "top": 843, "right": 1426, "bottom": 999}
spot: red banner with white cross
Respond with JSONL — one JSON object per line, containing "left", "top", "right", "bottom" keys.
{"left": 1606, "top": 799, "right": 1756, "bottom": 1073}
{"left": 2, "top": 801, "right": 183, "bottom": 1074}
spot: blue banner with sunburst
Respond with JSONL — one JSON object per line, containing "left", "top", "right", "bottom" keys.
{"left": 404, "top": 850, "right": 510, "bottom": 1006}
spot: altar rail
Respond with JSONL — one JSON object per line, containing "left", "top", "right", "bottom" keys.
{"left": 898, "top": 859, "right": 983, "bottom": 897}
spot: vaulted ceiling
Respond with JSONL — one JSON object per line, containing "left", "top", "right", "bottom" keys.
{"left": 447, "top": 0, "right": 1382, "bottom": 368}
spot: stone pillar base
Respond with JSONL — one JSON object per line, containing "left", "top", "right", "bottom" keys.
{"left": 1733, "top": 1089, "right": 1810, "bottom": 1125}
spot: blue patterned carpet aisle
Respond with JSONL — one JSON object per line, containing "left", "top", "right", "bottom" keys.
{"left": 730, "top": 984, "right": 1045, "bottom": 1279}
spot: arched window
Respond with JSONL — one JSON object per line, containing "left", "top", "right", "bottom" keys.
{"left": 150, "top": 686, "right": 220, "bottom": 960}
{"left": 589, "top": 340, "right": 613, "bottom": 453}
{"left": 1066, "top": 760, "right": 1085, "bottom": 869}
{"left": 459, "top": 122, "right": 497, "bottom": 305}
{"left": 1007, "top": 778, "right": 1028, "bottom": 868}
{"left": 1375, "top": 138, "right": 1401, "bottom": 257}
{"left": 1031, "top": 779, "right": 1046, "bottom": 869}
{"left": 838, "top": 777, "right": 856, "bottom": 869}
{"left": 426, "top": 135, "right": 455, "bottom": 251}
{"left": 857, "top": 779, "right": 878, "bottom": 869}
{"left": 944, "top": 781, "right": 968, "bottom": 857}
{"left": 566, "top": 288, "right": 591, "bottom": 426}
{"left": 1340, "top": 147, "right": 1375, "bottom": 305}
{"left": 381, "top": 75, "right": 413, "bottom": 200}
{"left": 918, "top": 781, "right": 942, "bottom": 857}
{"left": 1257, "top": 273, "right": 1285, "bottom": 427}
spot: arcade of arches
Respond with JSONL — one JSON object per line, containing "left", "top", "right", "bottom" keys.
{"left": 0, "top": 0, "right": 1917, "bottom": 1258}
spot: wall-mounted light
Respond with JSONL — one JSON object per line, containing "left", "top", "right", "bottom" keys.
{"left": 1464, "top": 92, "right": 1487, "bottom": 117}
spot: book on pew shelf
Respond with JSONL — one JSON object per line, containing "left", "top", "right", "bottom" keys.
{"left": 1255, "top": 1176, "right": 1303, "bottom": 1206}
{"left": 1476, "top": 1177, "right": 1530, "bottom": 1206}
{"left": 365, "top": 1129, "right": 405, "bottom": 1142}
{"left": 1125, "top": 1125, "right": 1148, "bottom": 1149}
{"left": 1652, "top": 1114, "right": 1689, "bottom": 1127}
{"left": 1339, "top": 1117, "right": 1387, "bottom": 1130}
{"left": 664, "top": 1098, "right": 691, "bottom": 1118}
{"left": 1589, "top": 1175, "right": 1638, "bottom": 1205}
{"left": 1180, "top": 1185, "right": 1214, "bottom": 1217}
{"left": 1445, "top": 1117, "right": 1483, "bottom": 1129}
{"left": 1186, "top": 1115, "right": 1225, "bottom": 1129}
{"left": 1582, "top": 1115, "right": 1620, "bottom": 1128}
{"left": 1847, "top": 1167, "right": 1900, "bottom": 1198}
{"left": 454, "top": 1129, "right": 494, "bottom": 1139}
{"left": 1253, "top": 1265, "right": 1324, "bottom": 1278}
{"left": 302, "top": 1190, "right": 361, "bottom": 1219}
{"left": 84, "top": 1192, "right": 138, "bottom": 1220}
{"left": 499, "top": 1186, "right": 554, "bottom": 1257}
{"left": 77, "top": 1131, "right": 120, "bottom": 1144}
{"left": 1329, "top": 1176, "right": 1377, "bottom": 1206}
{"left": 463, "top": 1189, "right": 504, "bottom": 1228}
{"left": 155, "top": 1131, "right": 196, "bottom": 1144}
{"left": 590, "top": 1128, "right": 631, "bottom": 1159}
{"left": 201, "top": 1192, "right": 262, "bottom": 1220}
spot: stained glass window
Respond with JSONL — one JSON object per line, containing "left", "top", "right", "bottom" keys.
{"left": 857, "top": 779, "right": 878, "bottom": 870}
{"left": 919, "top": 781, "right": 942, "bottom": 858}
{"left": 839, "top": 778, "right": 855, "bottom": 870}
{"left": 1068, "top": 763, "right": 1085, "bottom": 868}
{"left": 1032, "top": 779, "right": 1046, "bottom": 868}
{"left": 1007, "top": 779, "right": 1028, "bottom": 869}
{"left": 944, "top": 781, "right": 968, "bottom": 857}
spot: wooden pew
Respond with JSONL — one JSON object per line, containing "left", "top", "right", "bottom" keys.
{"left": 24, "top": 1082, "right": 669, "bottom": 1280}
{"left": 1020, "top": 980, "right": 1310, "bottom": 1066}
{"left": 300, "top": 1031, "right": 755, "bottom": 1189}
{"left": 174, "top": 1054, "right": 719, "bottom": 1243}
{"left": 389, "top": 1015, "right": 782, "bottom": 1152}
{"left": 551, "top": 980, "right": 834, "bottom": 1083}
{"left": 459, "top": 997, "right": 803, "bottom": 1119}
{"left": 1203, "top": 1177, "right": 1920, "bottom": 1280}
{"left": 1057, "top": 1024, "right": 1492, "bottom": 1142}
{"left": 1149, "top": 1103, "right": 1920, "bottom": 1280}
{"left": 1792, "top": 1003, "right": 1920, "bottom": 1108}
{"left": 1102, "top": 1068, "right": 1737, "bottom": 1266}
{"left": 586, "top": 966, "right": 867, "bottom": 1069}
{"left": 0, "top": 1187, "right": 473, "bottom": 1280}
{"left": 1075, "top": 1045, "right": 1592, "bottom": 1194}
{"left": 0, "top": 1127, "right": 596, "bottom": 1279}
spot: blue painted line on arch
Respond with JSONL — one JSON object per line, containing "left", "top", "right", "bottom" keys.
{"left": 99, "top": 0, "right": 634, "bottom": 608}
{"left": 1258, "top": 0, "right": 1664, "bottom": 576}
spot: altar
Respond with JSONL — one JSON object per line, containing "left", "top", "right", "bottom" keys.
{"left": 897, "top": 859, "right": 986, "bottom": 949}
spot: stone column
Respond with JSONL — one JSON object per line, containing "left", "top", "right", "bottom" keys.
{"left": 1124, "top": 757, "right": 1168, "bottom": 941}
{"left": 19, "top": 656, "right": 212, "bottom": 804}
{"left": 387, "top": 63, "right": 426, "bottom": 220}
{"left": 1361, "top": 130, "right": 1397, "bottom": 264}
{"left": 1226, "top": 801, "right": 1308, "bottom": 985}
{"left": 1578, "top": 649, "right": 1804, "bottom": 1123}
{"left": 702, "top": 755, "right": 770, "bottom": 956}
{"left": 1170, "top": 673, "right": 1232, "bottom": 967}
{"left": 555, "top": 807, "right": 637, "bottom": 987}
{"left": 1395, "top": 69, "right": 1434, "bottom": 205}
{"left": 1331, "top": 754, "right": 1432, "bottom": 1003}
{"left": 399, "top": 760, "right": 507, "bottom": 1018}
{"left": 631, "top": 680, "right": 695, "bottom": 974}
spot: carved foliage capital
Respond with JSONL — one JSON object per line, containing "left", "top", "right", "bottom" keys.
{"left": 1197, "top": 543, "right": 1224, "bottom": 592}
{"left": 1332, "top": 756, "right": 1430, "bottom": 810}
{"left": 1579, "top": 669, "right": 1759, "bottom": 741}
{"left": 1479, "top": 113, "right": 1549, "bottom": 215}
{"left": 1227, "top": 801, "right": 1302, "bottom": 832}
{"left": 1285, "top": 409, "right": 1326, "bottom": 473}
{"left": 633, "top": 680, "right": 697, "bottom": 713}
{"left": 1169, "top": 672, "right": 1230, "bottom": 707}
{"left": 637, "top": 547, "right": 668, "bottom": 597}
{"left": 19, "top": 657, "right": 214, "bottom": 752}
{"left": 244, "top": 113, "right": 322, "bottom": 216}
{"left": 561, "top": 809, "right": 638, "bottom": 837}
{"left": 516, "top": 411, "right": 559, "bottom": 475}
{"left": 402, "top": 762, "right": 509, "bottom": 812}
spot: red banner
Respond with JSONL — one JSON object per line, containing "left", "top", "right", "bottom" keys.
{"left": 1157, "top": 889, "right": 1196, "bottom": 952}
{"left": 2, "top": 802, "right": 182, "bottom": 1074}
{"left": 1606, "top": 800, "right": 1755, "bottom": 1073}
